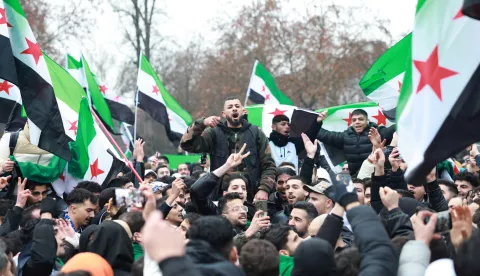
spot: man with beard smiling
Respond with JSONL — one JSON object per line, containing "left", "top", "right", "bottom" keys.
{"left": 180, "top": 96, "right": 276, "bottom": 201}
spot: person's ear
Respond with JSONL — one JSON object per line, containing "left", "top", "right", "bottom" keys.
{"left": 70, "top": 204, "right": 76, "bottom": 214}
{"left": 279, "top": 249, "right": 289, "bottom": 256}
{"left": 272, "top": 124, "right": 276, "bottom": 131}
{"left": 221, "top": 110, "right": 226, "bottom": 118}
{"left": 229, "top": 246, "right": 238, "bottom": 264}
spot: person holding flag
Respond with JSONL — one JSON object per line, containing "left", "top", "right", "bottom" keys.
{"left": 180, "top": 96, "right": 276, "bottom": 201}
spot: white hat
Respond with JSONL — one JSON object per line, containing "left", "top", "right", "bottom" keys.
{"left": 144, "top": 169, "right": 158, "bottom": 178}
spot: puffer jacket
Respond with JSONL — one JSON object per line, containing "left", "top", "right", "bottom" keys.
{"left": 317, "top": 122, "right": 395, "bottom": 176}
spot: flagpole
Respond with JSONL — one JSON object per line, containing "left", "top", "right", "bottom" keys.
{"left": 244, "top": 60, "right": 258, "bottom": 106}
{"left": 134, "top": 88, "right": 139, "bottom": 142}
{"left": 90, "top": 106, "right": 143, "bottom": 183}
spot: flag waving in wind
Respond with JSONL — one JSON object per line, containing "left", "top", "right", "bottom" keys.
{"left": 136, "top": 52, "right": 192, "bottom": 144}
{"left": 359, "top": 34, "right": 411, "bottom": 121}
{"left": 246, "top": 61, "right": 294, "bottom": 106}
{"left": 397, "top": 0, "right": 480, "bottom": 183}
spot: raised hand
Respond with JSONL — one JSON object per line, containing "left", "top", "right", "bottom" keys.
{"left": 225, "top": 143, "right": 250, "bottom": 168}
{"left": 450, "top": 206, "right": 473, "bottom": 249}
{"left": 204, "top": 116, "right": 221, "bottom": 128}
{"left": 388, "top": 147, "right": 402, "bottom": 172}
{"left": 139, "top": 185, "right": 156, "bottom": 220}
{"left": 379, "top": 187, "right": 399, "bottom": 211}
{"left": 1, "top": 160, "right": 14, "bottom": 173}
{"left": 245, "top": 211, "right": 270, "bottom": 238}
{"left": 133, "top": 138, "right": 145, "bottom": 162}
{"left": 412, "top": 211, "right": 440, "bottom": 246}
{"left": 370, "top": 148, "right": 386, "bottom": 167}
{"left": 0, "top": 175, "right": 11, "bottom": 189}
{"left": 426, "top": 167, "right": 437, "bottom": 183}
{"left": 368, "top": 128, "right": 383, "bottom": 149}
{"left": 317, "top": 111, "right": 328, "bottom": 123}
{"left": 15, "top": 177, "right": 31, "bottom": 208}
{"left": 56, "top": 219, "right": 75, "bottom": 238}
{"left": 301, "top": 133, "right": 318, "bottom": 158}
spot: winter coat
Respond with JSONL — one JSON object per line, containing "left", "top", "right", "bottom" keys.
{"left": 185, "top": 239, "right": 245, "bottom": 276}
{"left": 398, "top": 240, "right": 431, "bottom": 276}
{"left": 180, "top": 118, "right": 276, "bottom": 198}
{"left": 317, "top": 122, "right": 395, "bottom": 176}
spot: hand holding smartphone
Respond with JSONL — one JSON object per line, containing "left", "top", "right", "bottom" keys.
{"left": 254, "top": 200, "right": 268, "bottom": 218}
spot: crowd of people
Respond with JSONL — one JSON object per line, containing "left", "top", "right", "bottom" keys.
{"left": 0, "top": 96, "right": 479, "bottom": 276}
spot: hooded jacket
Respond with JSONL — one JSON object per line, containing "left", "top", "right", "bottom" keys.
{"left": 180, "top": 118, "right": 276, "bottom": 198}
{"left": 87, "top": 221, "right": 134, "bottom": 276}
{"left": 185, "top": 239, "right": 245, "bottom": 276}
{"left": 317, "top": 122, "right": 395, "bottom": 176}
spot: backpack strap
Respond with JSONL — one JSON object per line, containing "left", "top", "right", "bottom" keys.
{"left": 8, "top": 130, "right": 20, "bottom": 157}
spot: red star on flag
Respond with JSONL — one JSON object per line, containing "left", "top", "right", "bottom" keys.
{"left": 398, "top": 81, "right": 402, "bottom": 93}
{"left": 114, "top": 96, "right": 120, "bottom": 102}
{"left": 59, "top": 172, "right": 65, "bottom": 182}
{"left": 152, "top": 85, "right": 159, "bottom": 96}
{"left": 261, "top": 85, "right": 266, "bottom": 92}
{"left": 90, "top": 158, "right": 105, "bottom": 179}
{"left": 0, "top": 80, "right": 14, "bottom": 95}
{"left": 414, "top": 46, "right": 458, "bottom": 101}
{"left": 453, "top": 9, "right": 464, "bottom": 19}
{"left": 68, "top": 120, "right": 78, "bottom": 136}
{"left": 268, "top": 108, "right": 287, "bottom": 116}
{"left": 99, "top": 85, "right": 108, "bottom": 94}
{"left": 372, "top": 110, "right": 387, "bottom": 126}
{"left": 265, "top": 94, "right": 271, "bottom": 100}
{"left": 20, "top": 38, "right": 42, "bottom": 65}
{"left": 343, "top": 112, "right": 353, "bottom": 126}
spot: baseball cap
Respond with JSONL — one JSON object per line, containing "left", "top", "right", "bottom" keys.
{"left": 303, "top": 180, "right": 334, "bottom": 199}
{"left": 144, "top": 170, "right": 158, "bottom": 178}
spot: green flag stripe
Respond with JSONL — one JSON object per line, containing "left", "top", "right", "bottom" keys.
{"left": 3, "top": 0, "right": 25, "bottom": 18}
{"left": 416, "top": 0, "right": 427, "bottom": 13}
{"left": 315, "top": 102, "right": 378, "bottom": 115}
{"left": 255, "top": 62, "right": 294, "bottom": 105}
{"left": 139, "top": 54, "right": 192, "bottom": 125}
{"left": 245, "top": 105, "right": 264, "bottom": 127}
{"left": 359, "top": 33, "right": 411, "bottom": 95}
{"left": 45, "top": 54, "right": 85, "bottom": 113}
{"left": 67, "top": 55, "right": 82, "bottom": 69}
{"left": 396, "top": 40, "right": 413, "bottom": 120}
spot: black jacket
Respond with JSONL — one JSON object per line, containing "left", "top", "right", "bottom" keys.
{"left": 87, "top": 220, "right": 134, "bottom": 275}
{"left": 347, "top": 205, "right": 398, "bottom": 276}
{"left": 317, "top": 122, "right": 395, "bottom": 176}
{"left": 0, "top": 205, "right": 22, "bottom": 236}
{"left": 185, "top": 240, "right": 245, "bottom": 276}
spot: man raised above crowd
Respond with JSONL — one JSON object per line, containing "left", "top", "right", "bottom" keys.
{"left": 317, "top": 109, "right": 395, "bottom": 177}
{"left": 180, "top": 96, "right": 276, "bottom": 201}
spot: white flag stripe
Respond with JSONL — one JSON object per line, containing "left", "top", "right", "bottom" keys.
{"left": 249, "top": 74, "right": 280, "bottom": 104}
{"left": 367, "top": 73, "right": 404, "bottom": 111}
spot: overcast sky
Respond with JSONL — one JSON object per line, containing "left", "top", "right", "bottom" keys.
{"left": 64, "top": 0, "right": 418, "bottom": 87}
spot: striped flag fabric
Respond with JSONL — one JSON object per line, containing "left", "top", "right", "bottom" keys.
{"left": 359, "top": 34, "right": 411, "bottom": 121}
{"left": 397, "top": 0, "right": 480, "bottom": 183}
{"left": 0, "top": 78, "right": 25, "bottom": 131}
{"left": 66, "top": 54, "right": 134, "bottom": 125}
{"left": 246, "top": 61, "right": 294, "bottom": 106}
{"left": 136, "top": 52, "right": 192, "bottom": 144}
{"left": 0, "top": 0, "right": 72, "bottom": 160}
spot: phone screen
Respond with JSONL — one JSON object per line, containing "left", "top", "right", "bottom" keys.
{"left": 115, "top": 189, "right": 145, "bottom": 210}
{"left": 254, "top": 200, "right": 268, "bottom": 217}
{"left": 335, "top": 172, "right": 355, "bottom": 192}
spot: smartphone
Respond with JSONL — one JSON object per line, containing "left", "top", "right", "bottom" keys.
{"left": 114, "top": 189, "right": 145, "bottom": 210}
{"left": 335, "top": 172, "right": 355, "bottom": 192}
{"left": 423, "top": 210, "right": 452, "bottom": 233}
{"left": 254, "top": 200, "right": 268, "bottom": 218}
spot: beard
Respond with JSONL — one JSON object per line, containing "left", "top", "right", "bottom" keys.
{"left": 226, "top": 115, "right": 241, "bottom": 127}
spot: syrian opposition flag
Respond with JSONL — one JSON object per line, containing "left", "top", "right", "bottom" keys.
{"left": 359, "top": 34, "right": 410, "bottom": 121}
{"left": 316, "top": 102, "right": 395, "bottom": 167}
{"left": 66, "top": 54, "right": 134, "bottom": 125}
{"left": 0, "top": 78, "right": 25, "bottom": 130}
{"left": 0, "top": 0, "right": 72, "bottom": 160}
{"left": 120, "top": 122, "right": 134, "bottom": 159}
{"left": 246, "top": 61, "right": 294, "bottom": 106}
{"left": 136, "top": 52, "right": 192, "bottom": 144}
{"left": 67, "top": 97, "right": 124, "bottom": 189}
{"left": 397, "top": 0, "right": 480, "bottom": 184}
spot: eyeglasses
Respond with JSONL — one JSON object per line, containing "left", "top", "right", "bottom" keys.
{"left": 31, "top": 190, "right": 49, "bottom": 197}
{"left": 228, "top": 206, "right": 248, "bottom": 213}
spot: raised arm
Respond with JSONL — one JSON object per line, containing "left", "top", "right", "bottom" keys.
{"left": 180, "top": 116, "right": 219, "bottom": 153}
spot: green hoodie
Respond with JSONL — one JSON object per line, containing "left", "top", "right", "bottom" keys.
{"left": 133, "top": 243, "right": 144, "bottom": 261}
{"left": 279, "top": 254, "right": 294, "bottom": 276}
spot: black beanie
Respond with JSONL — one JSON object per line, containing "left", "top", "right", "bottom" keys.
{"left": 292, "top": 238, "right": 335, "bottom": 276}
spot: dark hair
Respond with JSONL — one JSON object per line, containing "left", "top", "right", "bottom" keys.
{"left": 75, "top": 181, "right": 102, "bottom": 194}
{"left": 131, "top": 255, "right": 144, "bottom": 276}
{"left": 0, "top": 199, "right": 13, "bottom": 217}
{"left": 391, "top": 236, "right": 411, "bottom": 259}
{"left": 438, "top": 179, "right": 459, "bottom": 195}
{"left": 351, "top": 178, "right": 365, "bottom": 187}
{"left": 19, "top": 218, "right": 40, "bottom": 244}
{"left": 19, "top": 203, "right": 40, "bottom": 228}
{"left": 286, "top": 175, "right": 307, "bottom": 185}
{"left": 158, "top": 156, "right": 170, "bottom": 164}
{"left": 351, "top": 109, "right": 368, "bottom": 119}
{"left": 225, "top": 96, "right": 241, "bottom": 102}
{"left": 276, "top": 167, "right": 296, "bottom": 179}
{"left": 222, "top": 174, "right": 248, "bottom": 191}
{"left": 183, "top": 176, "right": 196, "bottom": 188}
{"left": 191, "top": 170, "right": 206, "bottom": 180}
{"left": 98, "top": 187, "right": 117, "bottom": 208}
{"left": 218, "top": 193, "right": 242, "bottom": 214}
{"left": 454, "top": 171, "right": 480, "bottom": 187}
{"left": 177, "top": 163, "right": 189, "bottom": 170}
{"left": 396, "top": 189, "right": 415, "bottom": 199}
{"left": 57, "top": 271, "right": 92, "bottom": 276}
{"left": 191, "top": 164, "right": 204, "bottom": 173}
{"left": 279, "top": 162, "right": 296, "bottom": 169}
{"left": 292, "top": 201, "right": 318, "bottom": 222}
{"left": 25, "top": 180, "right": 48, "bottom": 191}
{"left": 264, "top": 224, "right": 291, "bottom": 251}
{"left": 107, "top": 177, "right": 132, "bottom": 189}
{"left": 161, "top": 184, "right": 173, "bottom": 197}
{"left": 188, "top": 216, "right": 234, "bottom": 259}
{"left": 155, "top": 164, "right": 169, "bottom": 173}
{"left": 454, "top": 232, "right": 480, "bottom": 276}
{"left": 272, "top": 115, "right": 289, "bottom": 124}
{"left": 184, "top": 212, "right": 201, "bottom": 225}
{"left": 3, "top": 230, "right": 23, "bottom": 256}
{"left": 119, "top": 211, "right": 145, "bottom": 234}
{"left": 240, "top": 239, "right": 279, "bottom": 276}
{"left": 66, "top": 188, "right": 98, "bottom": 206}
{"left": 334, "top": 247, "right": 361, "bottom": 276}
{"left": 364, "top": 180, "right": 372, "bottom": 191}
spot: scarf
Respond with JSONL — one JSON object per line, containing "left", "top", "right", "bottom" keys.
{"left": 269, "top": 131, "right": 289, "bottom": 147}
